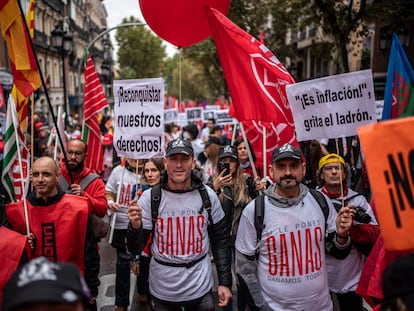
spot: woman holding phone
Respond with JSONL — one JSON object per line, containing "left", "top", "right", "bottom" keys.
{"left": 208, "top": 145, "right": 258, "bottom": 311}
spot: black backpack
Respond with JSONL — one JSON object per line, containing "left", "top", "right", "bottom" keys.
{"left": 254, "top": 189, "right": 329, "bottom": 253}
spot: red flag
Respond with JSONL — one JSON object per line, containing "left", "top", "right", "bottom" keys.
{"left": 206, "top": 7, "right": 295, "bottom": 126}
{"left": 82, "top": 52, "right": 108, "bottom": 173}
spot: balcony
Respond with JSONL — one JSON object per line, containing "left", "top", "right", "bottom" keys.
{"left": 34, "top": 29, "right": 48, "bottom": 49}
{"left": 43, "top": 0, "right": 64, "bottom": 13}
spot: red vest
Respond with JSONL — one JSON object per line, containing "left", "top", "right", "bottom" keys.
{"left": 6, "top": 194, "right": 89, "bottom": 272}
{"left": 0, "top": 227, "right": 28, "bottom": 306}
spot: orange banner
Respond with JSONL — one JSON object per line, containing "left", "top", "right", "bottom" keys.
{"left": 358, "top": 116, "right": 414, "bottom": 251}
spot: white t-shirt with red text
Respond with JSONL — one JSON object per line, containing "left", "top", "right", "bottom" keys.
{"left": 236, "top": 193, "right": 337, "bottom": 311}
{"left": 139, "top": 185, "right": 225, "bottom": 302}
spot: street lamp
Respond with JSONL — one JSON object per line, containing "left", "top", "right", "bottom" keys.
{"left": 51, "top": 21, "right": 73, "bottom": 126}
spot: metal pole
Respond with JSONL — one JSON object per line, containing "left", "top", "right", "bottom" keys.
{"left": 76, "top": 22, "right": 146, "bottom": 119}
{"left": 61, "top": 49, "right": 68, "bottom": 126}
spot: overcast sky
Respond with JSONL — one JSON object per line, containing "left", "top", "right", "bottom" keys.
{"left": 103, "top": 0, "right": 177, "bottom": 61}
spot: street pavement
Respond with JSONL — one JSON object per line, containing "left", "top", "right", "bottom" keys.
{"left": 96, "top": 233, "right": 223, "bottom": 311}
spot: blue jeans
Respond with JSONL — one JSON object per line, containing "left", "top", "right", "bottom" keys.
{"left": 115, "top": 248, "right": 131, "bottom": 307}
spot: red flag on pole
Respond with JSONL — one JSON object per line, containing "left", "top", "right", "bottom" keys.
{"left": 82, "top": 52, "right": 108, "bottom": 174}
{"left": 207, "top": 7, "right": 298, "bottom": 174}
{"left": 206, "top": 6, "right": 295, "bottom": 126}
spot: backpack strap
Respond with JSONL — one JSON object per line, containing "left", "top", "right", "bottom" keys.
{"left": 198, "top": 184, "right": 213, "bottom": 225}
{"left": 309, "top": 189, "right": 329, "bottom": 221}
{"left": 58, "top": 173, "right": 100, "bottom": 194}
{"left": 151, "top": 184, "right": 162, "bottom": 233}
{"left": 254, "top": 194, "right": 265, "bottom": 258}
{"left": 150, "top": 184, "right": 213, "bottom": 230}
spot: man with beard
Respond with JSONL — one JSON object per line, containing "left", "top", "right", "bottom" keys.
{"left": 4, "top": 157, "right": 100, "bottom": 310}
{"left": 58, "top": 139, "right": 107, "bottom": 218}
{"left": 235, "top": 143, "right": 355, "bottom": 311}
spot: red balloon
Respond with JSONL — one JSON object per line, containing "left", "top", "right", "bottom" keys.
{"left": 139, "top": 0, "right": 231, "bottom": 48}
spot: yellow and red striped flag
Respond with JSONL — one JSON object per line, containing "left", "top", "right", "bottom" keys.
{"left": 0, "top": 0, "right": 41, "bottom": 111}
{"left": 82, "top": 52, "right": 108, "bottom": 174}
{"left": 26, "top": 0, "right": 34, "bottom": 39}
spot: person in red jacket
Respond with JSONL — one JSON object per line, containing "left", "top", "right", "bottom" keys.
{"left": 58, "top": 139, "right": 107, "bottom": 218}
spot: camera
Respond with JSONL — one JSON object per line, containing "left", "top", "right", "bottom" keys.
{"left": 218, "top": 162, "right": 230, "bottom": 174}
{"left": 354, "top": 207, "right": 371, "bottom": 224}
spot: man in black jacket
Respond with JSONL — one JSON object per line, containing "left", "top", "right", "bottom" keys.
{"left": 3, "top": 156, "right": 100, "bottom": 310}
{"left": 127, "top": 138, "right": 232, "bottom": 310}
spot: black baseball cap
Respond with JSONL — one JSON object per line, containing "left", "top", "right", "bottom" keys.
{"left": 271, "top": 143, "right": 303, "bottom": 162}
{"left": 218, "top": 145, "right": 238, "bottom": 159}
{"left": 382, "top": 253, "right": 414, "bottom": 309}
{"left": 2, "top": 257, "right": 90, "bottom": 311}
{"left": 165, "top": 138, "right": 194, "bottom": 157}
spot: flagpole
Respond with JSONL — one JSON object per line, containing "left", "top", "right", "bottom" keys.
{"left": 262, "top": 123, "right": 266, "bottom": 178}
{"left": 108, "top": 164, "right": 126, "bottom": 244}
{"left": 10, "top": 97, "right": 30, "bottom": 236}
{"left": 30, "top": 95, "right": 34, "bottom": 191}
{"left": 16, "top": 0, "right": 73, "bottom": 184}
{"left": 239, "top": 122, "right": 258, "bottom": 179}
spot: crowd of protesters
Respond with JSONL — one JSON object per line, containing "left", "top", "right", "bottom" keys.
{"left": 0, "top": 114, "right": 413, "bottom": 311}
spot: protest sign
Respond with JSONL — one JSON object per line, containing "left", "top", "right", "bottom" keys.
{"left": 186, "top": 107, "right": 203, "bottom": 122}
{"left": 287, "top": 70, "right": 376, "bottom": 141}
{"left": 358, "top": 116, "right": 414, "bottom": 251}
{"left": 215, "top": 109, "right": 234, "bottom": 125}
{"left": 113, "top": 78, "right": 164, "bottom": 159}
{"left": 164, "top": 108, "right": 179, "bottom": 123}
{"left": 203, "top": 110, "right": 217, "bottom": 122}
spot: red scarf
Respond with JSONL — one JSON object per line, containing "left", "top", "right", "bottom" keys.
{"left": 320, "top": 185, "right": 348, "bottom": 199}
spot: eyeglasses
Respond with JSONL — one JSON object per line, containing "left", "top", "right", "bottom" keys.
{"left": 67, "top": 150, "right": 84, "bottom": 156}
{"left": 323, "top": 165, "right": 343, "bottom": 171}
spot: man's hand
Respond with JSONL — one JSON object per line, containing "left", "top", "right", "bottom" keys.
{"left": 217, "top": 285, "right": 232, "bottom": 307}
{"left": 70, "top": 183, "right": 82, "bottom": 196}
{"left": 27, "top": 232, "right": 36, "bottom": 250}
{"left": 335, "top": 205, "right": 356, "bottom": 238}
{"left": 127, "top": 198, "right": 142, "bottom": 229}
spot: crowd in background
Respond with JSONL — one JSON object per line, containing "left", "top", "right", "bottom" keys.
{"left": 1, "top": 112, "right": 414, "bottom": 311}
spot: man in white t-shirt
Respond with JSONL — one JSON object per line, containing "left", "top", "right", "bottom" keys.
{"left": 235, "top": 143, "right": 355, "bottom": 311}
{"left": 127, "top": 138, "right": 232, "bottom": 310}
{"left": 318, "top": 153, "right": 379, "bottom": 311}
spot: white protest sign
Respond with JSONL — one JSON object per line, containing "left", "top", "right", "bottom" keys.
{"left": 286, "top": 69, "right": 376, "bottom": 141}
{"left": 177, "top": 113, "right": 188, "bottom": 128}
{"left": 186, "top": 107, "right": 203, "bottom": 122}
{"left": 215, "top": 109, "right": 235, "bottom": 125}
{"left": 164, "top": 108, "right": 179, "bottom": 123}
{"left": 203, "top": 110, "right": 217, "bottom": 122}
{"left": 113, "top": 78, "right": 164, "bottom": 159}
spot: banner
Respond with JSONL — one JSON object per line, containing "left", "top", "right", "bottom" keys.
{"left": 185, "top": 107, "right": 203, "bottom": 122}
{"left": 164, "top": 108, "right": 179, "bottom": 124}
{"left": 113, "top": 78, "right": 164, "bottom": 159}
{"left": 287, "top": 70, "right": 376, "bottom": 141}
{"left": 358, "top": 116, "right": 414, "bottom": 251}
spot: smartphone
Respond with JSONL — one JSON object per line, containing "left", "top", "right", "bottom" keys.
{"left": 218, "top": 162, "right": 230, "bottom": 174}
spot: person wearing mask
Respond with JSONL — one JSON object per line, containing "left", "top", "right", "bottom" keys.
{"left": 182, "top": 123, "right": 204, "bottom": 160}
